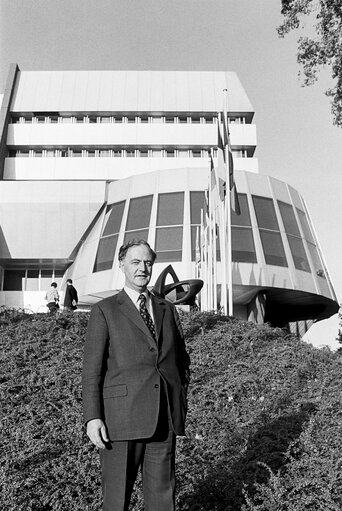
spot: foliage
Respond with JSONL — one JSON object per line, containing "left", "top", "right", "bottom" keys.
{"left": 336, "top": 304, "right": 342, "bottom": 345}
{"left": 1, "top": 308, "right": 342, "bottom": 510}
{"left": 278, "top": 0, "right": 342, "bottom": 126}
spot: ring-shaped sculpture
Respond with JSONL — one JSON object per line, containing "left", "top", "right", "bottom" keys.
{"left": 152, "top": 265, "right": 203, "bottom": 306}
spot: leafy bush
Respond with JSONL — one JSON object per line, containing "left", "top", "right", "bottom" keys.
{"left": 1, "top": 308, "right": 341, "bottom": 510}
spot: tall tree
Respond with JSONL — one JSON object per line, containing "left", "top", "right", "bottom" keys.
{"left": 278, "top": 0, "right": 342, "bottom": 126}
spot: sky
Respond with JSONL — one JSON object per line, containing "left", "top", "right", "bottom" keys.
{"left": 0, "top": 0, "right": 341, "bottom": 348}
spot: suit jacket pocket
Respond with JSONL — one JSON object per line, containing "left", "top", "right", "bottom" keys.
{"left": 103, "top": 384, "right": 128, "bottom": 399}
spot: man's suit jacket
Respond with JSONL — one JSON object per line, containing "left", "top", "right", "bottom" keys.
{"left": 82, "top": 290, "right": 190, "bottom": 441}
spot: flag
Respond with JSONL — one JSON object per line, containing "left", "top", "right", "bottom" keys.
{"left": 216, "top": 116, "right": 226, "bottom": 201}
{"left": 210, "top": 154, "right": 220, "bottom": 210}
{"left": 221, "top": 111, "right": 241, "bottom": 215}
{"left": 195, "top": 225, "right": 201, "bottom": 265}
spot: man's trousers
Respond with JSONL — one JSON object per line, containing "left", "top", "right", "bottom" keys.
{"left": 100, "top": 386, "right": 176, "bottom": 511}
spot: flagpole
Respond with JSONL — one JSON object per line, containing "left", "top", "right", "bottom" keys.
{"left": 207, "top": 157, "right": 214, "bottom": 310}
{"left": 223, "top": 90, "right": 234, "bottom": 316}
{"left": 200, "top": 208, "right": 208, "bottom": 311}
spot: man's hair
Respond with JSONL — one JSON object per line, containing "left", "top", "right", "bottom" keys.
{"left": 118, "top": 239, "right": 157, "bottom": 263}
{"left": 51, "top": 282, "right": 57, "bottom": 288}
{"left": 66, "top": 279, "right": 73, "bottom": 284}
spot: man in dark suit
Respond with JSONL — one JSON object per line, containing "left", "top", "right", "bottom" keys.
{"left": 82, "top": 239, "right": 190, "bottom": 511}
{"left": 63, "top": 278, "right": 78, "bottom": 311}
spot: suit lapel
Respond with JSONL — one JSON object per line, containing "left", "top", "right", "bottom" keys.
{"left": 117, "top": 290, "right": 153, "bottom": 341}
{"left": 151, "top": 294, "right": 166, "bottom": 343}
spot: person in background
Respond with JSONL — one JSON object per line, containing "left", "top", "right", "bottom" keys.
{"left": 45, "top": 282, "right": 59, "bottom": 313}
{"left": 63, "top": 278, "right": 78, "bottom": 311}
{"left": 82, "top": 239, "right": 190, "bottom": 511}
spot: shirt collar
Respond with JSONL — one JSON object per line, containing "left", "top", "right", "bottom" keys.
{"left": 124, "top": 286, "right": 149, "bottom": 305}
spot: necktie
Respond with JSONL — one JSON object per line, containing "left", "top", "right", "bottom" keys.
{"left": 138, "top": 294, "right": 156, "bottom": 340}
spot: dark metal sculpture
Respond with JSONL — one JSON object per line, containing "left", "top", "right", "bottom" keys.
{"left": 152, "top": 265, "right": 203, "bottom": 306}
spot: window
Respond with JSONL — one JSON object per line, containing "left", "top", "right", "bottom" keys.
{"left": 151, "top": 149, "right": 163, "bottom": 157}
{"left": 124, "top": 229, "right": 149, "bottom": 244}
{"left": 192, "top": 150, "right": 201, "bottom": 158}
{"left": 156, "top": 192, "right": 184, "bottom": 262}
{"left": 287, "top": 236, "right": 310, "bottom": 272}
{"left": 253, "top": 196, "right": 287, "bottom": 266}
{"left": 259, "top": 231, "right": 288, "bottom": 267}
{"left": 155, "top": 227, "right": 183, "bottom": 262}
{"left": 307, "top": 243, "right": 325, "bottom": 277}
{"left": 103, "top": 202, "right": 125, "bottom": 237}
{"left": 232, "top": 227, "right": 257, "bottom": 263}
{"left": 94, "top": 235, "right": 119, "bottom": 272}
{"left": 126, "top": 195, "right": 153, "bottom": 232}
{"left": 278, "top": 201, "right": 301, "bottom": 237}
{"left": 3, "top": 270, "right": 25, "bottom": 291}
{"left": 157, "top": 192, "right": 184, "bottom": 227}
{"left": 93, "top": 202, "right": 125, "bottom": 273}
{"left": 190, "top": 191, "right": 206, "bottom": 225}
{"left": 278, "top": 201, "right": 310, "bottom": 272}
{"left": 253, "top": 196, "right": 280, "bottom": 230}
{"left": 231, "top": 194, "right": 251, "bottom": 227}
{"left": 296, "top": 209, "right": 315, "bottom": 243}
{"left": 190, "top": 191, "right": 206, "bottom": 261}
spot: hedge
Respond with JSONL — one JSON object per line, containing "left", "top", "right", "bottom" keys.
{"left": 0, "top": 307, "right": 341, "bottom": 510}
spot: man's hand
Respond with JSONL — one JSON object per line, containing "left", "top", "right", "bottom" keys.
{"left": 86, "top": 418, "right": 109, "bottom": 449}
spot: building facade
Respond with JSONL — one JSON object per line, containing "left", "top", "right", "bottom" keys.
{"left": 0, "top": 65, "right": 338, "bottom": 329}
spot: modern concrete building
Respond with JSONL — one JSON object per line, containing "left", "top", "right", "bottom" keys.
{"left": 0, "top": 64, "right": 338, "bottom": 331}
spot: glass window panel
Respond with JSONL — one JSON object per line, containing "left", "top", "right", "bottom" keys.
{"left": 54, "top": 269, "right": 65, "bottom": 278}
{"left": 126, "top": 195, "right": 153, "bottom": 231}
{"left": 259, "top": 230, "right": 288, "bottom": 267}
{"left": 3, "top": 270, "right": 25, "bottom": 291}
{"left": 232, "top": 227, "right": 257, "bottom": 263}
{"left": 103, "top": 202, "right": 125, "bottom": 237}
{"left": 190, "top": 191, "right": 206, "bottom": 225}
{"left": 278, "top": 201, "right": 300, "bottom": 236}
{"left": 307, "top": 242, "right": 326, "bottom": 277}
{"left": 297, "top": 209, "right": 315, "bottom": 243}
{"left": 190, "top": 225, "right": 201, "bottom": 262}
{"left": 41, "top": 269, "right": 52, "bottom": 278}
{"left": 231, "top": 194, "right": 251, "bottom": 227}
{"left": 287, "top": 235, "right": 310, "bottom": 272}
{"left": 124, "top": 229, "right": 149, "bottom": 244}
{"left": 190, "top": 225, "right": 219, "bottom": 262}
{"left": 253, "top": 196, "right": 280, "bottom": 230}
{"left": 26, "top": 269, "right": 39, "bottom": 291}
{"left": 93, "top": 235, "right": 119, "bottom": 272}
{"left": 157, "top": 192, "right": 184, "bottom": 226}
{"left": 40, "top": 277, "right": 52, "bottom": 290}
{"left": 155, "top": 227, "right": 183, "bottom": 262}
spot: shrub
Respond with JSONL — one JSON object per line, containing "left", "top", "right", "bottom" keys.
{"left": 0, "top": 308, "right": 341, "bottom": 510}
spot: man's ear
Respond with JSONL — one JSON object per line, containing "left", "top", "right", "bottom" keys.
{"left": 119, "top": 260, "right": 124, "bottom": 273}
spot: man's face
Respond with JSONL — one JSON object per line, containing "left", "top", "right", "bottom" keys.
{"left": 120, "top": 244, "right": 154, "bottom": 293}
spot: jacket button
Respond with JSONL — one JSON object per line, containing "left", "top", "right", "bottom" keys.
{"left": 154, "top": 384, "right": 159, "bottom": 389}
{"left": 150, "top": 346, "right": 156, "bottom": 352}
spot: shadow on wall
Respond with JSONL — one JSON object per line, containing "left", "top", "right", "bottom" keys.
{"left": 0, "top": 225, "right": 11, "bottom": 258}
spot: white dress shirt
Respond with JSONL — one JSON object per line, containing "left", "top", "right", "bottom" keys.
{"left": 124, "top": 286, "right": 155, "bottom": 323}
